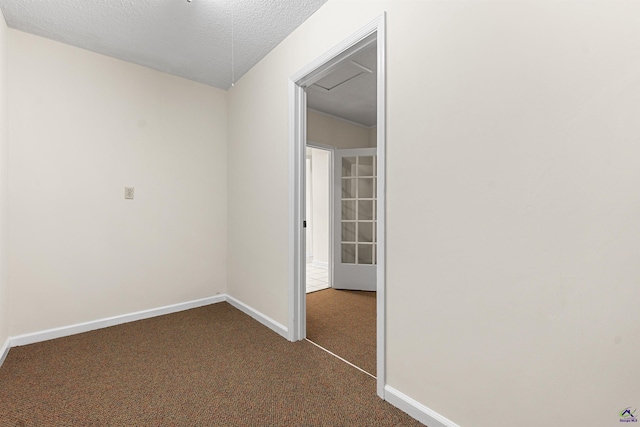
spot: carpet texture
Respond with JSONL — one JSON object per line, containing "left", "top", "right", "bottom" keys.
{"left": 306, "top": 289, "right": 376, "bottom": 376}
{"left": 0, "top": 303, "right": 423, "bottom": 426}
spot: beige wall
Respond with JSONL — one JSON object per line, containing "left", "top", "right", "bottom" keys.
{"left": 7, "top": 30, "right": 228, "bottom": 336}
{"left": 227, "top": 1, "right": 640, "bottom": 427}
{"left": 227, "top": 63, "right": 289, "bottom": 322}
{"left": 1, "top": 2, "right": 638, "bottom": 426}
{"left": 310, "top": 148, "right": 329, "bottom": 265}
{"left": 308, "top": 109, "right": 371, "bottom": 148}
{"left": 0, "top": 12, "right": 7, "bottom": 347}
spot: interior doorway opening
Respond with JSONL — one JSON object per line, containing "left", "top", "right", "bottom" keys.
{"left": 305, "top": 144, "right": 332, "bottom": 294}
{"left": 289, "top": 14, "right": 386, "bottom": 398}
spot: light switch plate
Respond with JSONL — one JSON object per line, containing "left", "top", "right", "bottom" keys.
{"left": 125, "top": 187, "right": 134, "bottom": 199}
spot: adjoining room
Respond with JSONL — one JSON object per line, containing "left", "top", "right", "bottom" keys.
{"left": 304, "top": 45, "right": 378, "bottom": 377}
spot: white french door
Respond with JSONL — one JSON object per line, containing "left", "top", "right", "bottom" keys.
{"left": 333, "top": 148, "right": 377, "bottom": 291}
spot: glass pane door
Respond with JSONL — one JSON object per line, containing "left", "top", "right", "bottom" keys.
{"left": 340, "top": 155, "right": 376, "bottom": 265}
{"left": 333, "top": 148, "right": 377, "bottom": 291}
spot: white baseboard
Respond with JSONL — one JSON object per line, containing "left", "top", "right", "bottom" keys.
{"left": 0, "top": 294, "right": 288, "bottom": 370}
{"left": 311, "top": 260, "right": 328, "bottom": 269}
{"left": 0, "top": 337, "right": 10, "bottom": 367}
{"left": 385, "top": 385, "right": 461, "bottom": 427}
{"left": 1, "top": 296, "right": 457, "bottom": 427}
{"left": 9, "top": 295, "right": 226, "bottom": 348}
{"left": 225, "top": 295, "right": 288, "bottom": 339}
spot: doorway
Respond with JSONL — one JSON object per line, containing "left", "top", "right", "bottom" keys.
{"left": 305, "top": 145, "right": 332, "bottom": 294}
{"left": 288, "top": 14, "right": 386, "bottom": 398}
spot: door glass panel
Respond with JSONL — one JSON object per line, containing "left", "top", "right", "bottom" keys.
{"left": 341, "top": 222, "right": 356, "bottom": 242}
{"left": 342, "top": 200, "right": 356, "bottom": 221}
{"left": 342, "top": 157, "right": 356, "bottom": 177}
{"left": 342, "top": 244, "right": 356, "bottom": 264}
{"left": 358, "top": 156, "right": 374, "bottom": 176}
{"left": 358, "top": 244, "right": 373, "bottom": 264}
{"left": 342, "top": 178, "right": 356, "bottom": 198}
{"left": 358, "top": 200, "right": 373, "bottom": 221}
{"left": 338, "top": 152, "right": 377, "bottom": 267}
{"left": 358, "top": 222, "right": 373, "bottom": 243}
{"left": 358, "top": 178, "right": 374, "bottom": 199}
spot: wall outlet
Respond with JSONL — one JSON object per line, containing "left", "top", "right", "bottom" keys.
{"left": 125, "top": 187, "right": 134, "bottom": 199}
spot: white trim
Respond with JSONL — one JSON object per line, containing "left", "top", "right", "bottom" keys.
{"left": 308, "top": 108, "right": 373, "bottom": 130}
{"left": 310, "top": 260, "right": 328, "bottom": 269}
{"left": 288, "top": 13, "right": 387, "bottom": 400}
{"left": 289, "top": 19, "right": 377, "bottom": 86}
{"left": 226, "top": 295, "right": 288, "bottom": 339}
{"left": 306, "top": 140, "right": 336, "bottom": 151}
{"left": 375, "top": 12, "right": 387, "bottom": 399}
{"left": 10, "top": 295, "right": 226, "bottom": 348}
{"left": 288, "top": 77, "right": 307, "bottom": 342}
{"left": 0, "top": 294, "right": 289, "bottom": 368}
{"left": 385, "top": 386, "right": 462, "bottom": 427}
{"left": 306, "top": 141, "right": 335, "bottom": 289}
{"left": 306, "top": 155, "right": 314, "bottom": 265}
{"left": 0, "top": 337, "right": 9, "bottom": 367}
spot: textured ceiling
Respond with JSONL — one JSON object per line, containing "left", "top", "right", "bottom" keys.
{"left": 0, "top": 0, "right": 327, "bottom": 89}
{"left": 0, "top": 0, "right": 375, "bottom": 126}
{"left": 308, "top": 46, "right": 377, "bottom": 127}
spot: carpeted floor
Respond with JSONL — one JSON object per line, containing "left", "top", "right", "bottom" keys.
{"left": 0, "top": 303, "right": 422, "bottom": 426}
{"left": 306, "top": 289, "right": 376, "bottom": 376}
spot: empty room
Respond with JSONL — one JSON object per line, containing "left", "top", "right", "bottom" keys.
{"left": 1, "top": 1, "right": 639, "bottom": 426}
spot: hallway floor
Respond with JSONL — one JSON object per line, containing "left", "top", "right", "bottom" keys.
{"left": 306, "top": 263, "right": 330, "bottom": 293}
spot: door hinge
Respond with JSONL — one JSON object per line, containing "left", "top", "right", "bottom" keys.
{"left": 303, "top": 220, "right": 307, "bottom": 228}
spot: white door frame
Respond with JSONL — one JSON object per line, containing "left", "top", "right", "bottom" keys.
{"left": 307, "top": 141, "right": 335, "bottom": 287}
{"left": 288, "top": 14, "right": 387, "bottom": 398}
{"left": 305, "top": 155, "right": 313, "bottom": 264}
